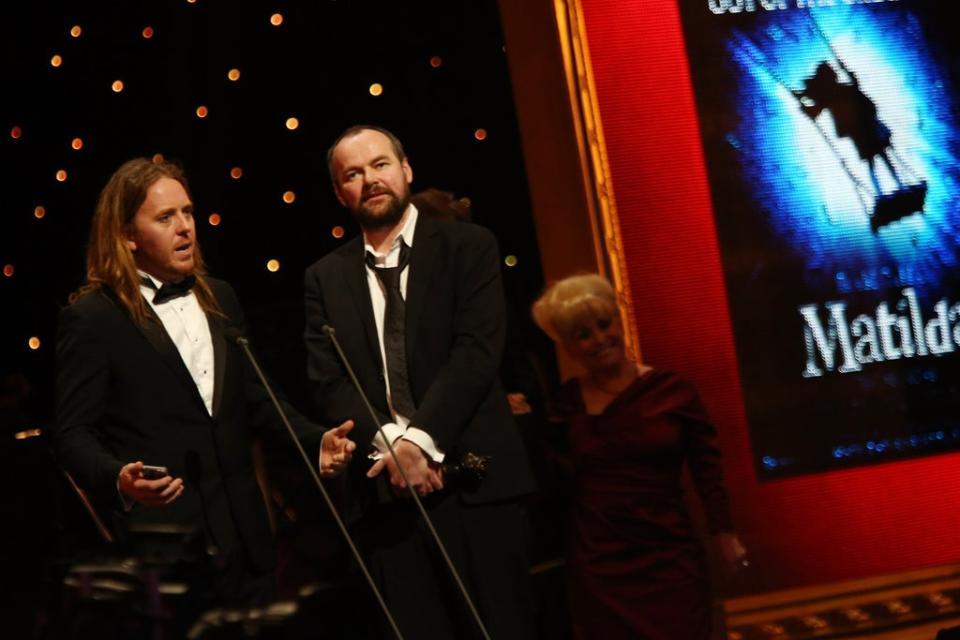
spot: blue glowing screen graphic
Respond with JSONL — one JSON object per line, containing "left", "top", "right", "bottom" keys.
{"left": 727, "top": 7, "right": 960, "bottom": 298}
{"left": 678, "top": 1, "right": 960, "bottom": 479}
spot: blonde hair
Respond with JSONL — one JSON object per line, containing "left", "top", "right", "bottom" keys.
{"left": 532, "top": 273, "right": 618, "bottom": 342}
{"left": 71, "top": 158, "right": 222, "bottom": 323}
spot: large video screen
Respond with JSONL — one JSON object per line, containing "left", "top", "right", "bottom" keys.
{"left": 677, "top": 1, "right": 960, "bottom": 478}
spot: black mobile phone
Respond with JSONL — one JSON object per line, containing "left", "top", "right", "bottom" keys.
{"left": 141, "top": 465, "right": 169, "bottom": 479}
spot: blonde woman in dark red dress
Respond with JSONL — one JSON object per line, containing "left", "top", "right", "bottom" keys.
{"left": 533, "top": 274, "right": 747, "bottom": 640}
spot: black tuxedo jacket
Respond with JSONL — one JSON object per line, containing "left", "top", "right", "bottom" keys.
{"left": 55, "top": 278, "right": 324, "bottom": 573}
{"left": 304, "top": 216, "right": 534, "bottom": 506}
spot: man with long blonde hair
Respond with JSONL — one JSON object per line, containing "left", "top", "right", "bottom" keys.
{"left": 55, "top": 157, "right": 356, "bottom": 607}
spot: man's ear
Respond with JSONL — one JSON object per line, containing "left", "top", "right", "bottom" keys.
{"left": 333, "top": 184, "right": 347, "bottom": 207}
{"left": 402, "top": 158, "right": 413, "bottom": 185}
{"left": 122, "top": 228, "right": 137, "bottom": 252}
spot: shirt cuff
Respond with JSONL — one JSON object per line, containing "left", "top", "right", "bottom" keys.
{"left": 369, "top": 422, "right": 406, "bottom": 458}
{"left": 402, "top": 427, "right": 445, "bottom": 464}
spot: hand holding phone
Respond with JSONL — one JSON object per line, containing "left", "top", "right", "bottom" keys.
{"left": 141, "top": 464, "right": 169, "bottom": 480}
{"left": 118, "top": 462, "right": 182, "bottom": 507}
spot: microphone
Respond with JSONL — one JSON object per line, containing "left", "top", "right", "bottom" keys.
{"left": 228, "top": 325, "right": 405, "bottom": 640}
{"left": 224, "top": 326, "right": 246, "bottom": 346}
{"left": 322, "top": 324, "right": 492, "bottom": 640}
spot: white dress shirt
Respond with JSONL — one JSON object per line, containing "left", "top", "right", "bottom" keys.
{"left": 132, "top": 277, "right": 328, "bottom": 474}
{"left": 139, "top": 272, "right": 215, "bottom": 415}
{"left": 364, "top": 206, "right": 444, "bottom": 463}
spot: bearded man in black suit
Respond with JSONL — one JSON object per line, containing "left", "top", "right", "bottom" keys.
{"left": 55, "top": 158, "right": 356, "bottom": 607}
{"left": 304, "top": 126, "right": 535, "bottom": 639}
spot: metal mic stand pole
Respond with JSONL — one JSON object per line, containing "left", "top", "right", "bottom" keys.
{"left": 231, "top": 333, "right": 405, "bottom": 640}
{"left": 322, "top": 325, "right": 492, "bottom": 640}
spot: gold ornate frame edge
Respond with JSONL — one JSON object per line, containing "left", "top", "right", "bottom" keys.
{"left": 552, "top": 0, "right": 641, "bottom": 362}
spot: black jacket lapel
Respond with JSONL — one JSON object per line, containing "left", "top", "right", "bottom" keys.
{"left": 208, "top": 311, "right": 227, "bottom": 418}
{"left": 124, "top": 294, "right": 212, "bottom": 417}
{"left": 405, "top": 218, "right": 441, "bottom": 360}
{"left": 341, "top": 238, "right": 384, "bottom": 372}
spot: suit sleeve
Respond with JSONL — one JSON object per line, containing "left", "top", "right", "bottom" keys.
{"left": 410, "top": 228, "right": 507, "bottom": 453}
{"left": 674, "top": 377, "right": 734, "bottom": 534}
{"left": 304, "top": 263, "right": 389, "bottom": 447}
{"left": 54, "top": 303, "right": 126, "bottom": 505}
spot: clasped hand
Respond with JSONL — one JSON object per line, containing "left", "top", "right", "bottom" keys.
{"left": 367, "top": 439, "right": 444, "bottom": 497}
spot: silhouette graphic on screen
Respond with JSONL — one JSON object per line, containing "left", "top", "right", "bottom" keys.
{"left": 792, "top": 59, "right": 927, "bottom": 232}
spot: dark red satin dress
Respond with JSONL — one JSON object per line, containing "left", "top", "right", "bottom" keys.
{"left": 555, "top": 369, "right": 733, "bottom": 640}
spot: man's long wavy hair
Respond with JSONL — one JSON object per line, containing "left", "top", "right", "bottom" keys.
{"left": 71, "top": 158, "right": 222, "bottom": 323}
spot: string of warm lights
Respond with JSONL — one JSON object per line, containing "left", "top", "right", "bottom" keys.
{"left": 2, "top": 1, "right": 535, "bottom": 411}
{"left": 2, "top": 9, "right": 544, "bottom": 635}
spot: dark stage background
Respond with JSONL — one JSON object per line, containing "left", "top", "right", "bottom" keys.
{"left": 1, "top": 0, "right": 546, "bottom": 431}
{"left": 0, "top": 1, "right": 552, "bottom": 632}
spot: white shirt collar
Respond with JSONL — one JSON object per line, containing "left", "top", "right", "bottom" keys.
{"left": 137, "top": 270, "right": 163, "bottom": 289}
{"left": 363, "top": 204, "right": 419, "bottom": 263}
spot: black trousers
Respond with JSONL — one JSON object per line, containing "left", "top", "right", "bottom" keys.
{"left": 357, "top": 493, "right": 535, "bottom": 640}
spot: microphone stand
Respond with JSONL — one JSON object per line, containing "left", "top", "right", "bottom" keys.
{"left": 322, "top": 324, "right": 492, "bottom": 640}
{"left": 229, "top": 330, "right": 405, "bottom": 640}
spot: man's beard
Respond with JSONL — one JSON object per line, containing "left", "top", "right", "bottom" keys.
{"left": 352, "top": 187, "right": 409, "bottom": 230}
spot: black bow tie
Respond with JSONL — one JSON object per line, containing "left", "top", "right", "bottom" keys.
{"left": 141, "top": 274, "right": 197, "bottom": 304}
